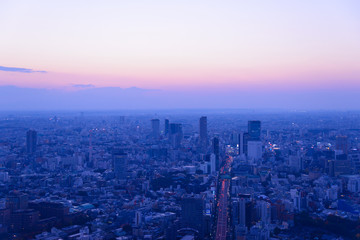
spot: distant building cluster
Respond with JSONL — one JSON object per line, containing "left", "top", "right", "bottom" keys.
{"left": 0, "top": 111, "right": 360, "bottom": 239}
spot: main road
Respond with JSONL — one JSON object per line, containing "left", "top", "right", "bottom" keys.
{"left": 215, "top": 156, "right": 232, "bottom": 240}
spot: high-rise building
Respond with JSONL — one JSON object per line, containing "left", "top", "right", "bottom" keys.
{"left": 334, "top": 153, "right": 351, "bottom": 176}
{"left": 231, "top": 132, "right": 239, "bottom": 147}
{"left": 169, "top": 123, "right": 183, "bottom": 148}
{"left": 199, "top": 116, "right": 208, "bottom": 140}
{"left": 247, "top": 141, "right": 262, "bottom": 161}
{"left": 248, "top": 121, "right": 261, "bottom": 141}
{"left": 347, "top": 176, "right": 360, "bottom": 193}
{"left": 210, "top": 154, "right": 217, "bottom": 174}
{"left": 212, "top": 137, "right": 219, "bottom": 155}
{"left": 151, "top": 119, "right": 160, "bottom": 139}
{"left": 242, "top": 133, "right": 251, "bottom": 156}
{"left": 232, "top": 198, "right": 246, "bottom": 227}
{"left": 336, "top": 135, "right": 348, "bottom": 154}
{"left": 257, "top": 200, "right": 271, "bottom": 224}
{"left": 170, "top": 123, "right": 182, "bottom": 135}
{"left": 26, "top": 130, "right": 37, "bottom": 154}
{"left": 113, "top": 149, "right": 127, "bottom": 179}
{"left": 233, "top": 194, "right": 253, "bottom": 230}
{"left": 164, "top": 119, "right": 170, "bottom": 136}
{"left": 212, "top": 137, "right": 220, "bottom": 171}
{"left": 238, "top": 132, "right": 244, "bottom": 156}
{"left": 349, "top": 151, "right": 360, "bottom": 172}
{"left": 199, "top": 116, "right": 208, "bottom": 151}
{"left": 181, "top": 194, "right": 205, "bottom": 238}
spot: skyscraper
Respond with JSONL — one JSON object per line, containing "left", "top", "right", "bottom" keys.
{"left": 26, "top": 130, "right": 37, "bottom": 154}
{"left": 169, "top": 123, "right": 183, "bottom": 148}
{"left": 248, "top": 120, "right": 261, "bottom": 141}
{"left": 164, "top": 119, "right": 170, "bottom": 136}
{"left": 210, "top": 154, "right": 217, "bottom": 174}
{"left": 257, "top": 200, "right": 271, "bottom": 224}
{"left": 212, "top": 137, "right": 220, "bottom": 171}
{"left": 212, "top": 137, "right": 219, "bottom": 155}
{"left": 113, "top": 149, "right": 127, "bottom": 179}
{"left": 199, "top": 116, "right": 208, "bottom": 152}
{"left": 151, "top": 119, "right": 160, "bottom": 139}
{"left": 238, "top": 132, "right": 244, "bottom": 156}
{"left": 242, "top": 132, "right": 251, "bottom": 156}
{"left": 181, "top": 194, "right": 205, "bottom": 238}
{"left": 232, "top": 198, "right": 246, "bottom": 227}
{"left": 247, "top": 141, "right": 263, "bottom": 161}
{"left": 336, "top": 135, "right": 348, "bottom": 154}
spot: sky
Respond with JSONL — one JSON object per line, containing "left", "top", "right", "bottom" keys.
{"left": 0, "top": 1, "right": 359, "bottom": 109}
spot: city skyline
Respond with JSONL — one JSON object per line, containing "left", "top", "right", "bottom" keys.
{"left": 2, "top": 112, "right": 360, "bottom": 239}
{"left": 2, "top": 2, "right": 360, "bottom": 239}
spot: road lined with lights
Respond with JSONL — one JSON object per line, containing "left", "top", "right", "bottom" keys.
{"left": 215, "top": 156, "right": 232, "bottom": 240}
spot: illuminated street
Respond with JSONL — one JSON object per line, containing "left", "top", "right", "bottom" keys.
{"left": 215, "top": 156, "right": 232, "bottom": 240}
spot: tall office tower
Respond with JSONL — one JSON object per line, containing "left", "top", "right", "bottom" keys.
{"left": 113, "top": 149, "right": 127, "bottom": 179}
{"left": 164, "top": 119, "right": 170, "bottom": 136}
{"left": 347, "top": 176, "right": 360, "bottom": 193}
{"left": 181, "top": 194, "right": 205, "bottom": 238}
{"left": 247, "top": 141, "right": 263, "bottom": 162}
{"left": 232, "top": 198, "right": 246, "bottom": 227}
{"left": 238, "top": 132, "right": 244, "bottom": 155}
{"left": 336, "top": 135, "right": 348, "bottom": 154}
{"left": 232, "top": 199, "right": 240, "bottom": 225}
{"left": 334, "top": 153, "right": 351, "bottom": 176}
{"left": 210, "top": 154, "right": 217, "bottom": 174}
{"left": 199, "top": 116, "right": 208, "bottom": 141}
{"left": 170, "top": 123, "right": 183, "bottom": 148}
{"left": 248, "top": 120, "right": 261, "bottom": 140}
{"left": 231, "top": 132, "right": 239, "bottom": 147}
{"left": 199, "top": 116, "right": 208, "bottom": 152}
{"left": 212, "top": 137, "right": 219, "bottom": 155}
{"left": 212, "top": 137, "right": 220, "bottom": 171}
{"left": 242, "top": 132, "right": 251, "bottom": 156}
{"left": 151, "top": 119, "right": 160, "bottom": 139}
{"left": 26, "top": 130, "right": 37, "bottom": 154}
{"left": 257, "top": 201, "right": 271, "bottom": 224}
{"left": 328, "top": 159, "right": 335, "bottom": 177}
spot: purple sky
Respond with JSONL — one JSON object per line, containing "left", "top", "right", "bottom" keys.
{"left": 0, "top": 1, "right": 359, "bottom": 109}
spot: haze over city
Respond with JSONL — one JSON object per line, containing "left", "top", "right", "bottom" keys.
{"left": 1, "top": 2, "right": 360, "bottom": 240}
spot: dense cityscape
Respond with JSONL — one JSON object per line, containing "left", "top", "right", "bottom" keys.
{"left": 1, "top": 0, "right": 360, "bottom": 239}
{"left": 0, "top": 110, "right": 360, "bottom": 240}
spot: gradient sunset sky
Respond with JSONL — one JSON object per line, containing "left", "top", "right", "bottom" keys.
{"left": 0, "top": 0, "right": 359, "bottom": 92}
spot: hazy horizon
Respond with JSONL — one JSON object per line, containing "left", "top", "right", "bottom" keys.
{"left": 1, "top": 1, "right": 359, "bottom": 110}
{"left": 0, "top": 85, "right": 359, "bottom": 111}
